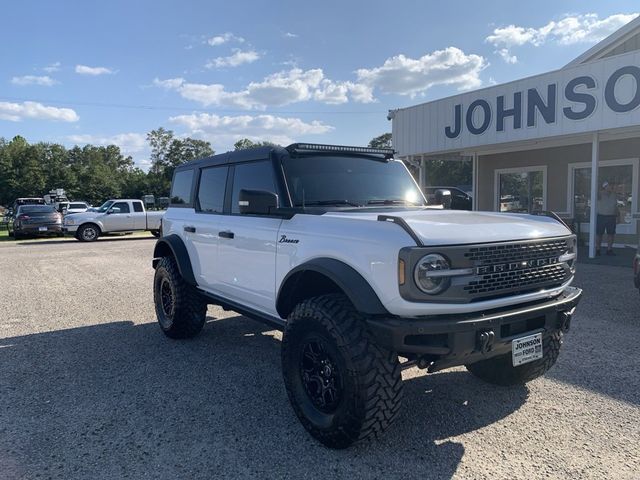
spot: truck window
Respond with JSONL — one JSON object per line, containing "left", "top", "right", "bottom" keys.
{"left": 197, "top": 166, "right": 228, "bottom": 213}
{"left": 231, "top": 161, "right": 277, "bottom": 214}
{"left": 133, "top": 202, "right": 144, "bottom": 212}
{"left": 171, "top": 169, "right": 194, "bottom": 205}
{"left": 112, "top": 202, "right": 130, "bottom": 214}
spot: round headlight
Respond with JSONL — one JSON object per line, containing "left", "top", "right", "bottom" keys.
{"left": 414, "top": 253, "right": 451, "bottom": 295}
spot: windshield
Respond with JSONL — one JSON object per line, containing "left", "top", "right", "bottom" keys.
{"left": 96, "top": 201, "right": 114, "bottom": 213}
{"left": 282, "top": 155, "right": 426, "bottom": 207}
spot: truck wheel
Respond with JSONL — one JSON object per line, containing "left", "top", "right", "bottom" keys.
{"left": 153, "top": 256, "right": 206, "bottom": 339}
{"left": 281, "top": 294, "right": 403, "bottom": 449}
{"left": 77, "top": 224, "right": 100, "bottom": 242}
{"left": 465, "top": 332, "right": 562, "bottom": 386}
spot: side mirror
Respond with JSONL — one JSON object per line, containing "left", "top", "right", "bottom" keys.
{"left": 435, "top": 189, "right": 452, "bottom": 209}
{"left": 239, "top": 189, "right": 278, "bottom": 215}
{"left": 108, "top": 207, "right": 121, "bottom": 214}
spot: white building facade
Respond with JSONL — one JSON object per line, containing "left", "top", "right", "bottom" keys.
{"left": 391, "top": 17, "right": 640, "bottom": 257}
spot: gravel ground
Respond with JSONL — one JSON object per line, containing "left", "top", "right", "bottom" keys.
{"left": 0, "top": 237, "right": 638, "bottom": 479}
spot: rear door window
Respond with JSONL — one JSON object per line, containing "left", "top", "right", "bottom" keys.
{"left": 133, "top": 202, "right": 144, "bottom": 212}
{"left": 197, "top": 166, "right": 229, "bottom": 213}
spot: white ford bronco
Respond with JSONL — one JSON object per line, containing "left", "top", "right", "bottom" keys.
{"left": 152, "top": 143, "right": 582, "bottom": 449}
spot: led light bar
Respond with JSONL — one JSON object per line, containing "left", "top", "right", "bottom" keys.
{"left": 287, "top": 143, "right": 395, "bottom": 158}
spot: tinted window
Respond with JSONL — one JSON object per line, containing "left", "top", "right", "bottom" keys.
{"left": 282, "top": 156, "right": 425, "bottom": 207}
{"left": 70, "top": 203, "right": 86, "bottom": 209}
{"left": 111, "top": 202, "right": 130, "bottom": 214}
{"left": 171, "top": 169, "right": 194, "bottom": 205}
{"left": 231, "top": 161, "right": 277, "bottom": 214}
{"left": 133, "top": 201, "right": 144, "bottom": 212}
{"left": 19, "top": 205, "right": 56, "bottom": 214}
{"left": 198, "top": 166, "right": 228, "bottom": 213}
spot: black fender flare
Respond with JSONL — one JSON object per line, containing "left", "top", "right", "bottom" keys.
{"left": 152, "top": 234, "right": 197, "bottom": 286}
{"left": 276, "top": 258, "right": 389, "bottom": 318}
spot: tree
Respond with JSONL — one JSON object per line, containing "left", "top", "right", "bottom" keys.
{"left": 368, "top": 133, "right": 392, "bottom": 149}
{"left": 233, "top": 138, "right": 277, "bottom": 150}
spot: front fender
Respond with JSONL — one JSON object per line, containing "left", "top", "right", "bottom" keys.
{"left": 276, "top": 257, "right": 389, "bottom": 318}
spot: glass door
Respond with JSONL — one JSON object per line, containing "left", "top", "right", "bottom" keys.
{"left": 571, "top": 160, "right": 637, "bottom": 235}
{"left": 497, "top": 169, "right": 545, "bottom": 213}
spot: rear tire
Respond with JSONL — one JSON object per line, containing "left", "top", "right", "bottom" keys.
{"left": 77, "top": 224, "right": 100, "bottom": 242}
{"left": 465, "top": 331, "right": 563, "bottom": 386}
{"left": 281, "top": 294, "right": 403, "bottom": 449}
{"left": 153, "top": 256, "right": 206, "bottom": 339}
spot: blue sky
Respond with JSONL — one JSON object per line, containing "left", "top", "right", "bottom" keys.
{"left": 1, "top": 0, "right": 638, "bottom": 169}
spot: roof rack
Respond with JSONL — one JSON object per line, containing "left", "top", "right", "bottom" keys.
{"left": 286, "top": 143, "right": 395, "bottom": 158}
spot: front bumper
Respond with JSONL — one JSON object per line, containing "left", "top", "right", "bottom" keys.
{"left": 367, "top": 286, "right": 582, "bottom": 371}
{"left": 62, "top": 225, "right": 79, "bottom": 233}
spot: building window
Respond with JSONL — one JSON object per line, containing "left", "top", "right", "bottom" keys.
{"left": 569, "top": 158, "right": 638, "bottom": 235}
{"left": 495, "top": 167, "right": 546, "bottom": 213}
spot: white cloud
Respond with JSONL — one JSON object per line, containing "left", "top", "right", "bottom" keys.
{"left": 207, "top": 32, "right": 245, "bottom": 46}
{"left": 43, "top": 62, "right": 61, "bottom": 73}
{"left": 355, "top": 47, "right": 487, "bottom": 96}
{"left": 486, "top": 12, "right": 639, "bottom": 62}
{"left": 0, "top": 101, "right": 78, "bottom": 122}
{"left": 75, "top": 64, "right": 115, "bottom": 76}
{"left": 11, "top": 75, "right": 58, "bottom": 86}
{"left": 206, "top": 49, "right": 260, "bottom": 68}
{"left": 284, "top": 32, "right": 298, "bottom": 38}
{"left": 169, "top": 112, "right": 333, "bottom": 147}
{"left": 66, "top": 133, "right": 147, "bottom": 154}
{"left": 153, "top": 68, "right": 373, "bottom": 109}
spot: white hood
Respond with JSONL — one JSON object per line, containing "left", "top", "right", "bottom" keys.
{"left": 324, "top": 209, "right": 571, "bottom": 246}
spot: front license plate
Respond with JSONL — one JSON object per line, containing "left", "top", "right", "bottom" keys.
{"left": 512, "top": 332, "right": 543, "bottom": 366}
{"left": 38, "top": 226, "right": 48, "bottom": 232}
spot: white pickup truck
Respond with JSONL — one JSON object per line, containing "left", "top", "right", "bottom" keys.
{"left": 63, "top": 199, "right": 164, "bottom": 242}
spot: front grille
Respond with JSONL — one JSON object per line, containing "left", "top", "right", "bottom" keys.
{"left": 464, "top": 264, "right": 567, "bottom": 295}
{"left": 464, "top": 239, "right": 568, "bottom": 264}
{"left": 462, "top": 237, "right": 573, "bottom": 299}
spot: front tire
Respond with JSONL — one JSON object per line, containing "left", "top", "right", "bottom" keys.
{"left": 465, "top": 331, "right": 563, "bottom": 386}
{"left": 153, "top": 256, "right": 206, "bottom": 339}
{"left": 281, "top": 294, "right": 403, "bottom": 449}
{"left": 77, "top": 224, "right": 100, "bottom": 242}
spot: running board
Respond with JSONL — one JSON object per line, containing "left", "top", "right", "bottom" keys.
{"left": 197, "top": 289, "right": 286, "bottom": 331}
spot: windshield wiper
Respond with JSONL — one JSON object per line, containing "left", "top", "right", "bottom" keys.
{"left": 366, "top": 199, "right": 420, "bottom": 206}
{"left": 297, "top": 200, "right": 362, "bottom": 207}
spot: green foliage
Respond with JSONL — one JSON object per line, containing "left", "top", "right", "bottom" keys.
{"left": 233, "top": 138, "right": 278, "bottom": 150}
{"left": 0, "top": 129, "right": 214, "bottom": 207}
{"left": 368, "top": 133, "right": 392, "bottom": 149}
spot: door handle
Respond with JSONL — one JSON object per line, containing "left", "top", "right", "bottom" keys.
{"left": 218, "top": 231, "right": 234, "bottom": 239}
{"left": 184, "top": 226, "right": 196, "bottom": 233}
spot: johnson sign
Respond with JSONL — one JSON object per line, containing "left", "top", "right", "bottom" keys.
{"left": 392, "top": 50, "right": 640, "bottom": 156}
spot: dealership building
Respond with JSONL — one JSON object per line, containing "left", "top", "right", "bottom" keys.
{"left": 391, "top": 17, "right": 640, "bottom": 257}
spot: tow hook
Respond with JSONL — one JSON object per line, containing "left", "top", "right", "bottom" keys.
{"left": 558, "top": 308, "right": 575, "bottom": 332}
{"left": 477, "top": 330, "right": 495, "bottom": 354}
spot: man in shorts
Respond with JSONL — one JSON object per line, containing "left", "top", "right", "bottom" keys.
{"left": 596, "top": 181, "right": 618, "bottom": 256}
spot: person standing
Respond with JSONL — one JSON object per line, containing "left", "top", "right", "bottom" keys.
{"left": 596, "top": 181, "right": 618, "bottom": 256}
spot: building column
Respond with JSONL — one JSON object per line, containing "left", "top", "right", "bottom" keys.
{"left": 588, "top": 132, "right": 600, "bottom": 258}
{"left": 419, "top": 155, "right": 426, "bottom": 190}
{"left": 472, "top": 152, "right": 479, "bottom": 211}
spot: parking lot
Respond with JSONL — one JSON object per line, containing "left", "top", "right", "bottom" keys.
{"left": 0, "top": 237, "right": 638, "bottom": 480}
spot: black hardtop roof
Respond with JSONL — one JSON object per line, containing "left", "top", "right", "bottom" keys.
{"left": 174, "top": 143, "right": 395, "bottom": 172}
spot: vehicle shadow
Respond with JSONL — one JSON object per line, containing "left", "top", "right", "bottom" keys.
{"left": 0, "top": 315, "right": 528, "bottom": 479}
{"left": 14, "top": 235, "right": 157, "bottom": 246}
